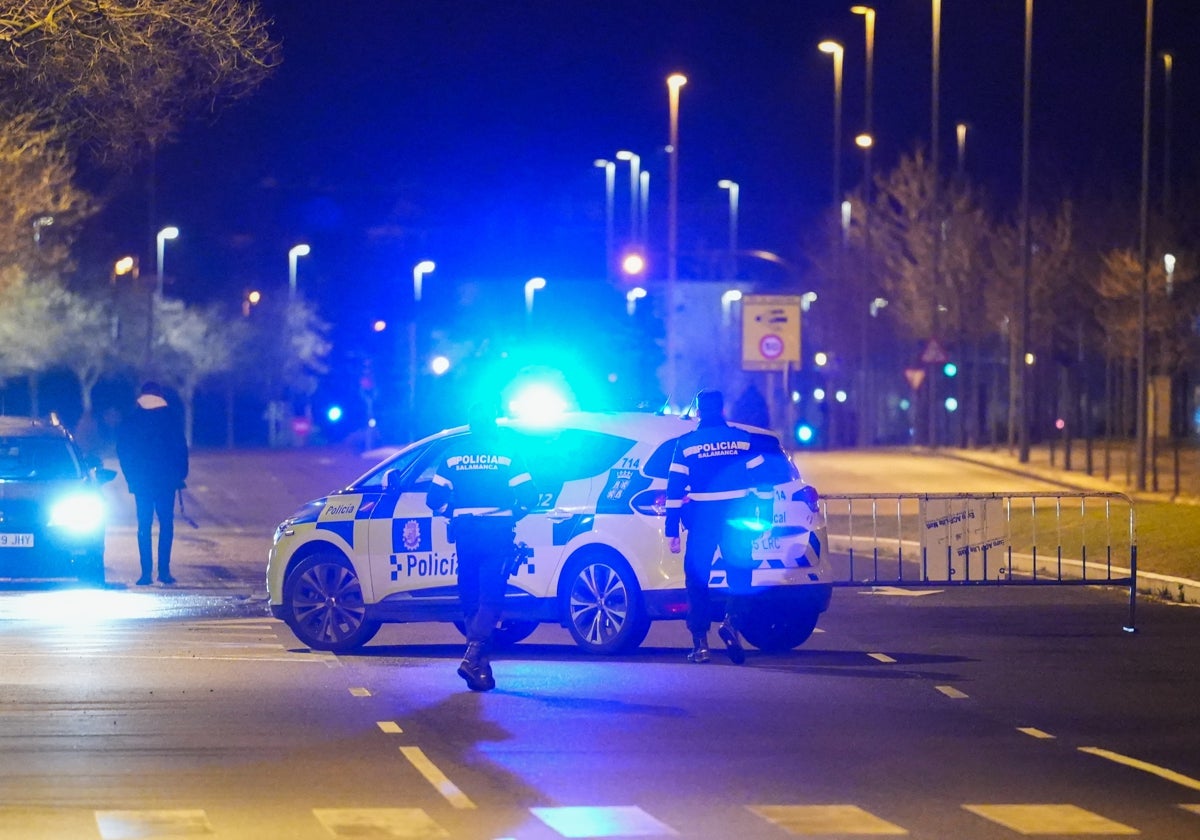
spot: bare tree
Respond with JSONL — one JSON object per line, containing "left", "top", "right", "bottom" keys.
{"left": 0, "top": 0, "right": 280, "bottom": 158}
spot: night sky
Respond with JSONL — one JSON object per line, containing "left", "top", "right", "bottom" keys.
{"left": 79, "top": 0, "right": 1200, "bottom": 422}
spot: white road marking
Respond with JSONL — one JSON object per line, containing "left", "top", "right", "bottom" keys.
{"left": 859, "top": 586, "right": 943, "bottom": 597}
{"left": 963, "top": 803, "right": 1137, "bottom": 835}
{"left": 377, "top": 721, "right": 404, "bottom": 733}
{"left": 868, "top": 652, "right": 897, "bottom": 663}
{"left": 935, "top": 685, "right": 969, "bottom": 699}
{"left": 1080, "top": 746, "right": 1200, "bottom": 792}
{"left": 1018, "top": 727, "right": 1056, "bottom": 739}
{"left": 349, "top": 687, "right": 372, "bottom": 697}
{"left": 749, "top": 804, "right": 908, "bottom": 835}
{"left": 399, "top": 746, "right": 476, "bottom": 810}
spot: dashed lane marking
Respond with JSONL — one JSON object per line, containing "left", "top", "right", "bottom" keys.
{"left": 349, "top": 687, "right": 372, "bottom": 697}
{"left": 1018, "top": 727, "right": 1056, "bottom": 739}
{"left": 868, "top": 652, "right": 897, "bottom": 663}
{"left": 963, "top": 804, "right": 1138, "bottom": 835}
{"left": 377, "top": 720, "right": 404, "bottom": 733}
{"left": 1080, "top": 746, "right": 1200, "bottom": 793}
{"left": 935, "top": 685, "right": 969, "bottom": 699}
{"left": 399, "top": 746, "right": 475, "bottom": 810}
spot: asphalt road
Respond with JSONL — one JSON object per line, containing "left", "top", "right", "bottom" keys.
{"left": 2, "top": 447, "right": 1197, "bottom": 838}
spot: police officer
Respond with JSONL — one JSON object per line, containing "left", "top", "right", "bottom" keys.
{"left": 427, "top": 402, "right": 537, "bottom": 691}
{"left": 665, "top": 389, "right": 768, "bottom": 664}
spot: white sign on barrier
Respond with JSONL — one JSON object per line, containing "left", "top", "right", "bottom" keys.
{"left": 920, "top": 498, "right": 1008, "bottom": 581}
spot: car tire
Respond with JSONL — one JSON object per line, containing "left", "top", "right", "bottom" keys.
{"left": 738, "top": 607, "right": 820, "bottom": 652}
{"left": 559, "top": 548, "right": 650, "bottom": 655}
{"left": 282, "top": 553, "right": 381, "bottom": 652}
{"left": 453, "top": 619, "right": 540, "bottom": 648}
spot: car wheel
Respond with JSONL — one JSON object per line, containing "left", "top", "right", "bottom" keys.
{"left": 560, "top": 549, "right": 650, "bottom": 655}
{"left": 283, "top": 553, "right": 381, "bottom": 652}
{"left": 738, "top": 607, "right": 820, "bottom": 652}
{"left": 452, "top": 619, "right": 540, "bottom": 648}
{"left": 75, "top": 553, "right": 106, "bottom": 587}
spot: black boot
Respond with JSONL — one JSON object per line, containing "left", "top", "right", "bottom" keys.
{"left": 457, "top": 641, "right": 496, "bottom": 691}
{"left": 686, "top": 633, "right": 711, "bottom": 663}
{"left": 718, "top": 617, "right": 746, "bottom": 665}
{"left": 136, "top": 561, "right": 152, "bottom": 586}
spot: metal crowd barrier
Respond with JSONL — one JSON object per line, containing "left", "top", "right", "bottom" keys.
{"left": 819, "top": 492, "right": 1138, "bottom": 631}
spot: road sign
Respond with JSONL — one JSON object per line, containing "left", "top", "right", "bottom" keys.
{"left": 742, "top": 295, "right": 801, "bottom": 370}
{"left": 920, "top": 338, "right": 948, "bottom": 365}
{"left": 904, "top": 368, "right": 926, "bottom": 390}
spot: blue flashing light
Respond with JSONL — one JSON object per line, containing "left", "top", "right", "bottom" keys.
{"left": 326, "top": 405, "right": 343, "bottom": 423}
{"left": 943, "top": 362, "right": 958, "bottom": 378}
{"left": 507, "top": 382, "right": 571, "bottom": 425}
{"left": 794, "top": 423, "right": 816, "bottom": 445}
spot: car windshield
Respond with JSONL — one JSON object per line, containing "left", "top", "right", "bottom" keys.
{"left": 0, "top": 436, "right": 82, "bottom": 481}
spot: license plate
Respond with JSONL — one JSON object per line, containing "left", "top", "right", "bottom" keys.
{"left": 0, "top": 533, "right": 34, "bottom": 547}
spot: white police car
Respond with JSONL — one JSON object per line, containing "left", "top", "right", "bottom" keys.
{"left": 267, "top": 412, "right": 829, "bottom": 655}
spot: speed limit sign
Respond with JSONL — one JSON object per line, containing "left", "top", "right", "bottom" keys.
{"left": 742, "top": 295, "right": 801, "bottom": 370}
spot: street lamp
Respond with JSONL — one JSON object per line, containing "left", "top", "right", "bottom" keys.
{"left": 413, "top": 259, "right": 436, "bottom": 303}
{"left": 616, "top": 150, "right": 641, "bottom": 244}
{"left": 1160, "top": 50, "right": 1173, "bottom": 217}
{"left": 1135, "top": 0, "right": 1155, "bottom": 491}
{"left": 955, "top": 122, "right": 969, "bottom": 177}
{"left": 818, "top": 40, "right": 844, "bottom": 208}
{"left": 408, "top": 260, "right": 436, "bottom": 442}
{"left": 626, "top": 286, "right": 647, "bottom": 317}
{"left": 666, "top": 72, "right": 687, "bottom": 404}
{"left": 525, "top": 276, "right": 546, "bottom": 325}
{"left": 156, "top": 226, "right": 179, "bottom": 298}
{"left": 594, "top": 159, "right": 616, "bottom": 282}
{"left": 288, "top": 243, "right": 311, "bottom": 299}
{"left": 717, "top": 179, "right": 739, "bottom": 277}
{"left": 639, "top": 170, "right": 650, "bottom": 244}
{"left": 851, "top": 5, "right": 876, "bottom": 204}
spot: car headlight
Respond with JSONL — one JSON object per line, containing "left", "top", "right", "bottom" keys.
{"left": 48, "top": 492, "right": 106, "bottom": 535}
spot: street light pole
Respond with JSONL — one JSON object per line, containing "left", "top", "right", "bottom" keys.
{"left": 1018, "top": 0, "right": 1033, "bottom": 463}
{"left": 666, "top": 72, "right": 687, "bottom": 406}
{"left": 616, "top": 150, "right": 641, "bottom": 245}
{"left": 525, "top": 276, "right": 546, "bottom": 327}
{"left": 717, "top": 179, "right": 739, "bottom": 278}
{"left": 288, "top": 243, "right": 311, "bottom": 300}
{"left": 818, "top": 41, "right": 845, "bottom": 210}
{"left": 1136, "top": 0, "right": 1156, "bottom": 491}
{"left": 156, "top": 226, "right": 179, "bottom": 299}
{"left": 594, "top": 159, "right": 616, "bottom": 283}
{"left": 408, "top": 260, "right": 435, "bottom": 442}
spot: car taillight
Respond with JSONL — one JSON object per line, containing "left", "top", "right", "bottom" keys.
{"left": 792, "top": 485, "right": 820, "bottom": 512}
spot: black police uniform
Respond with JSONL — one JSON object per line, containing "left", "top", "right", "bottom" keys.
{"left": 666, "top": 408, "right": 767, "bottom": 660}
{"left": 427, "top": 421, "right": 536, "bottom": 690}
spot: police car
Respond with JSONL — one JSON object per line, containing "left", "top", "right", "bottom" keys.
{"left": 267, "top": 412, "right": 830, "bottom": 655}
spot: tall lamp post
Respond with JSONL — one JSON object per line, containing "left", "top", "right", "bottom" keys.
{"left": 616, "top": 150, "right": 641, "bottom": 244}
{"left": 717, "top": 179, "right": 739, "bottom": 278}
{"left": 850, "top": 5, "right": 876, "bottom": 196}
{"left": 156, "top": 226, "right": 179, "bottom": 298}
{"left": 288, "top": 243, "right": 311, "bottom": 300}
{"left": 1136, "top": 0, "right": 1155, "bottom": 491}
{"left": 1017, "top": 0, "right": 1033, "bottom": 463}
{"left": 407, "top": 260, "right": 436, "bottom": 442}
{"left": 524, "top": 276, "right": 546, "bottom": 327}
{"left": 666, "top": 72, "right": 688, "bottom": 405}
{"left": 594, "top": 159, "right": 616, "bottom": 282}
{"left": 818, "top": 41, "right": 845, "bottom": 209}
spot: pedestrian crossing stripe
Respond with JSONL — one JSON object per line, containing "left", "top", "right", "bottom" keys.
{"left": 0, "top": 802, "right": 1191, "bottom": 838}
{"left": 963, "top": 804, "right": 1139, "bottom": 835}
{"left": 750, "top": 804, "right": 907, "bottom": 835}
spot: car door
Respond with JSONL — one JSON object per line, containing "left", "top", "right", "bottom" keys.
{"left": 362, "top": 436, "right": 460, "bottom": 601}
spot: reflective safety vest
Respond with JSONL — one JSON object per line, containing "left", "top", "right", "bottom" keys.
{"left": 426, "top": 429, "right": 537, "bottom": 520}
{"left": 665, "top": 421, "right": 765, "bottom": 538}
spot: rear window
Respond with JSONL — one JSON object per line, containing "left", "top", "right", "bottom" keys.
{"left": 0, "top": 436, "right": 82, "bottom": 481}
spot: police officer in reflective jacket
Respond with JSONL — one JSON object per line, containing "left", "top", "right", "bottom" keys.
{"left": 427, "top": 403, "right": 537, "bottom": 691}
{"left": 665, "top": 389, "right": 769, "bottom": 664}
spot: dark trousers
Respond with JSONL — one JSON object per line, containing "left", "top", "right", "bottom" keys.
{"left": 134, "top": 489, "right": 176, "bottom": 577}
{"left": 682, "top": 498, "right": 754, "bottom": 636}
{"left": 454, "top": 517, "right": 515, "bottom": 643}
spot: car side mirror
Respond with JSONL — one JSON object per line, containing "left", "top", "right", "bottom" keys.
{"left": 382, "top": 468, "right": 404, "bottom": 492}
{"left": 95, "top": 467, "right": 118, "bottom": 485}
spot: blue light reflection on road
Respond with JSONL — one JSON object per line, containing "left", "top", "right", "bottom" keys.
{"left": 0, "top": 590, "right": 162, "bottom": 623}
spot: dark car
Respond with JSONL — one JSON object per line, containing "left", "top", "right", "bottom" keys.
{"left": 0, "top": 416, "right": 116, "bottom": 585}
